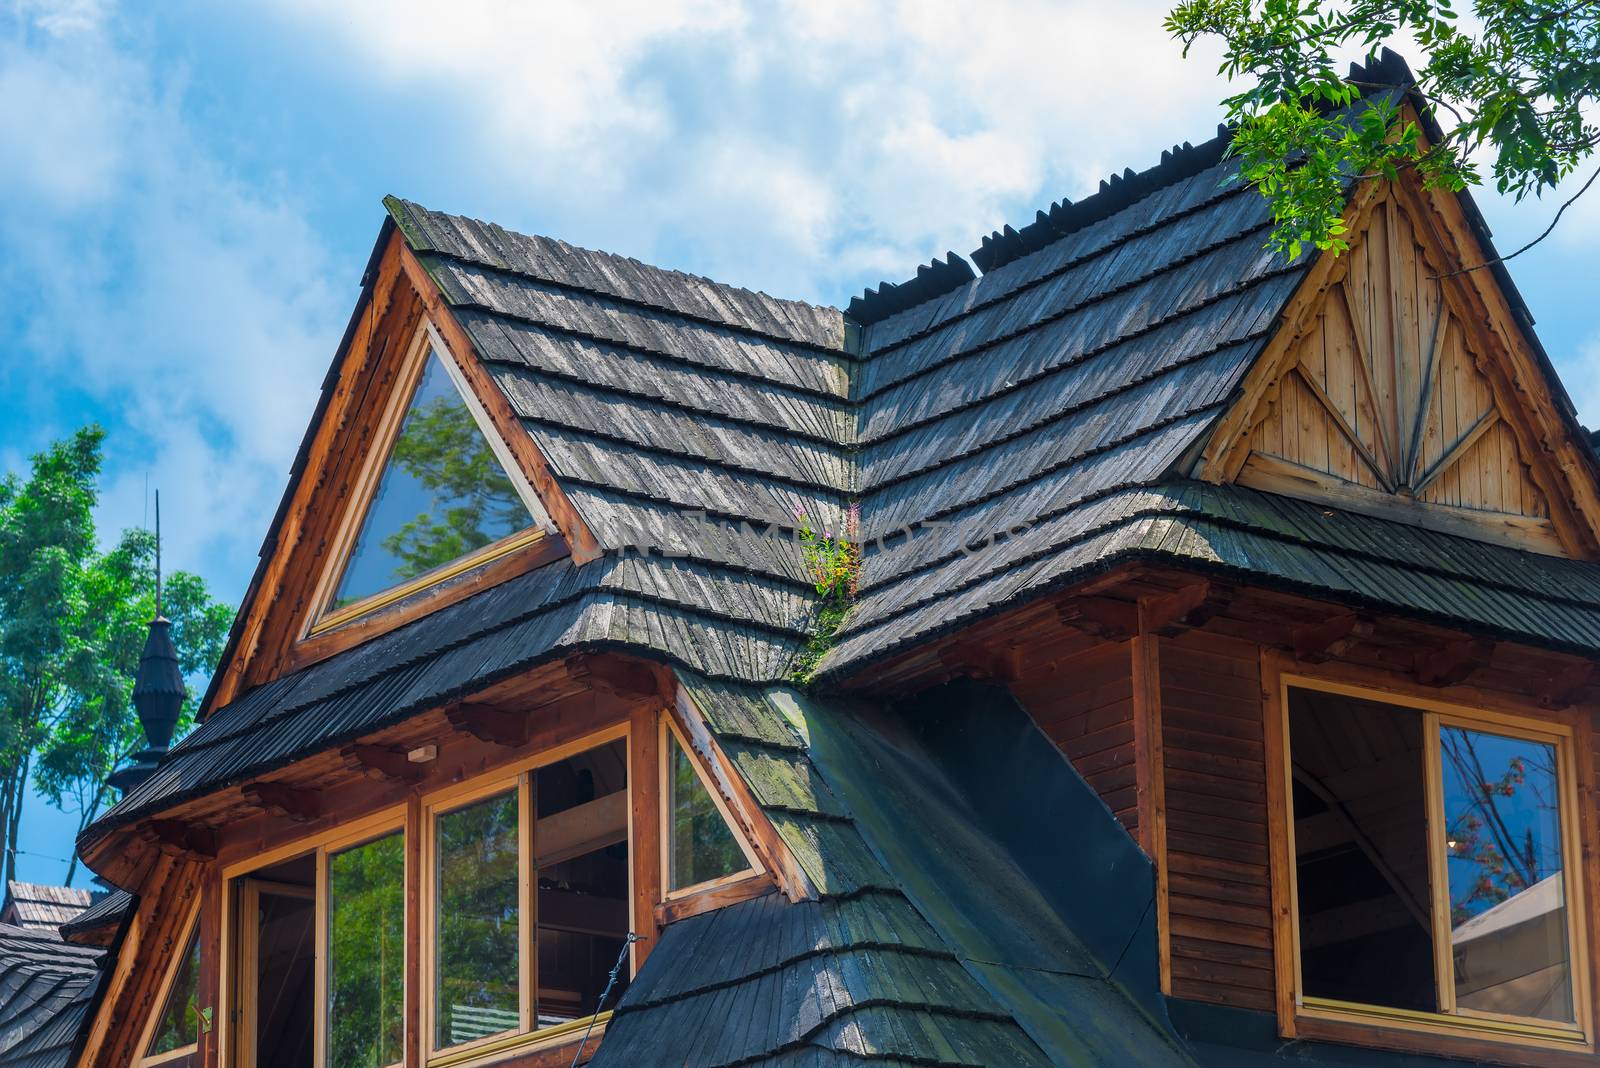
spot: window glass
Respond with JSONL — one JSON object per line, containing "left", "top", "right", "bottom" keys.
{"left": 1289, "top": 688, "right": 1436, "bottom": 1011}
{"left": 436, "top": 791, "right": 520, "bottom": 1049}
{"left": 1286, "top": 684, "right": 1583, "bottom": 1037}
{"left": 147, "top": 923, "right": 201, "bottom": 1056}
{"left": 328, "top": 832, "right": 405, "bottom": 1067}
{"left": 329, "top": 348, "right": 532, "bottom": 612}
{"left": 666, "top": 731, "right": 750, "bottom": 891}
{"left": 534, "top": 740, "right": 630, "bottom": 1027}
{"left": 1440, "top": 726, "right": 1573, "bottom": 1023}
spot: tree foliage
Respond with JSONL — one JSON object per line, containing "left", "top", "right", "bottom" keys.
{"left": 1166, "top": 0, "right": 1600, "bottom": 259}
{"left": 0, "top": 427, "right": 232, "bottom": 884}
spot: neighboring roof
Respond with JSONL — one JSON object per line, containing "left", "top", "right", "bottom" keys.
{"left": 0, "top": 887, "right": 92, "bottom": 939}
{"left": 591, "top": 676, "right": 1191, "bottom": 1067}
{"left": 56, "top": 892, "right": 130, "bottom": 944}
{"left": 0, "top": 926, "right": 104, "bottom": 1068}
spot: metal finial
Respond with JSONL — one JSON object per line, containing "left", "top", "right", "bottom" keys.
{"left": 155, "top": 490, "right": 162, "bottom": 619}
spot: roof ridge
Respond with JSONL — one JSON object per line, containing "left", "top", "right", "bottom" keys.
{"left": 386, "top": 197, "right": 849, "bottom": 353}
{"left": 847, "top": 251, "right": 976, "bottom": 328}
{"left": 972, "top": 126, "right": 1235, "bottom": 276}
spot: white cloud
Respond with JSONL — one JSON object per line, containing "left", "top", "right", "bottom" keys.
{"left": 0, "top": 5, "right": 344, "bottom": 593}
{"left": 260, "top": 0, "right": 1229, "bottom": 301}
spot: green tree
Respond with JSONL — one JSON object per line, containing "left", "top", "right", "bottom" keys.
{"left": 0, "top": 427, "right": 232, "bottom": 885}
{"left": 1166, "top": 0, "right": 1600, "bottom": 259}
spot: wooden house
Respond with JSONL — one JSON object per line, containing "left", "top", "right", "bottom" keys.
{"left": 15, "top": 50, "right": 1600, "bottom": 1067}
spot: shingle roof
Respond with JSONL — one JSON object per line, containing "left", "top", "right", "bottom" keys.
{"left": 86, "top": 109, "right": 1600, "bottom": 844}
{"left": 591, "top": 676, "right": 1191, "bottom": 1067}
{"left": 55, "top": 892, "right": 129, "bottom": 944}
{"left": 0, "top": 927, "right": 103, "bottom": 1068}
{"left": 0, "top": 887, "right": 92, "bottom": 939}
{"left": 67, "top": 73, "right": 1600, "bottom": 1066}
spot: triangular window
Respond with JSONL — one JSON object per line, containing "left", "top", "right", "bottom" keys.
{"left": 314, "top": 330, "right": 545, "bottom": 631}
{"left": 663, "top": 723, "right": 760, "bottom": 893}
{"left": 142, "top": 914, "right": 201, "bottom": 1062}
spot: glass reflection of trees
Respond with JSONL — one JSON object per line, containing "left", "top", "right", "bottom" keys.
{"left": 329, "top": 833, "right": 405, "bottom": 1068}
{"left": 436, "top": 791, "right": 520, "bottom": 1049}
{"left": 330, "top": 351, "right": 530, "bottom": 611}
{"left": 666, "top": 733, "right": 748, "bottom": 890}
{"left": 147, "top": 926, "right": 201, "bottom": 1056}
{"left": 1440, "top": 728, "right": 1562, "bottom": 923}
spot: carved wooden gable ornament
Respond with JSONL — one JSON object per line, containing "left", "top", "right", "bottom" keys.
{"left": 1198, "top": 175, "right": 1600, "bottom": 559}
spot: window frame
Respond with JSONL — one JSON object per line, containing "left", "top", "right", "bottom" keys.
{"left": 135, "top": 902, "right": 203, "bottom": 1067}
{"left": 304, "top": 319, "right": 551, "bottom": 638}
{"left": 219, "top": 805, "right": 408, "bottom": 1068}
{"left": 1271, "top": 669, "right": 1595, "bottom": 1056}
{"left": 420, "top": 722, "right": 632, "bottom": 1068}
{"left": 659, "top": 713, "right": 762, "bottom": 901}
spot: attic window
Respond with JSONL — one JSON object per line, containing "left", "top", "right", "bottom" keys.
{"left": 138, "top": 907, "right": 201, "bottom": 1066}
{"left": 1281, "top": 678, "right": 1589, "bottom": 1051}
{"left": 662, "top": 718, "right": 760, "bottom": 895}
{"left": 309, "top": 323, "right": 547, "bottom": 634}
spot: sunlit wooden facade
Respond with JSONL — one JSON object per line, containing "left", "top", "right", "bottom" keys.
{"left": 27, "top": 51, "right": 1600, "bottom": 1068}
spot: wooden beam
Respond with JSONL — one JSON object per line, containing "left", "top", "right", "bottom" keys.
{"left": 937, "top": 641, "right": 1019, "bottom": 682}
{"left": 566, "top": 654, "right": 668, "bottom": 702}
{"left": 1290, "top": 365, "right": 1394, "bottom": 492}
{"left": 1129, "top": 629, "right": 1169, "bottom": 994}
{"left": 1412, "top": 408, "right": 1500, "bottom": 498}
{"left": 1537, "top": 661, "right": 1596, "bottom": 710}
{"left": 1289, "top": 611, "right": 1373, "bottom": 663}
{"left": 534, "top": 791, "right": 628, "bottom": 867}
{"left": 1140, "top": 580, "right": 1228, "bottom": 636}
{"left": 340, "top": 743, "right": 424, "bottom": 784}
{"left": 142, "top": 819, "right": 218, "bottom": 859}
{"left": 1058, "top": 597, "right": 1138, "bottom": 640}
{"left": 1412, "top": 637, "right": 1495, "bottom": 688}
{"left": 241, "top": 781, "right": 322, "bottom": 822}
{"left": 446, "top": 700, "right": 530, "bottom": 748}
{"left": 1404, "top": 305, "right": 1450, "bottom": 485}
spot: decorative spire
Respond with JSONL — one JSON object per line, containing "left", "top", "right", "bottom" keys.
{"left": 108, "top": 492, "right": 185, "bottom": 795}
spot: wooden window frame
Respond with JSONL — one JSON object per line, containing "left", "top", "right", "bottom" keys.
{"left": 219, "top": 806, "right": 407, "bottom": 1068}
{"left": 1266, "top": 666, "right": 1595, "bottom": 1059}
{"left": 421, "top": 723, "right": 630, "bottom": 1068}
{"left": 303, "top": 319, "right": 552, "bottom": 639}
{"left": 659, "top": 712, "right": 763, "bottom": 902}
{"left": 135, "top": 901, "right": 203, "bottom": 1067}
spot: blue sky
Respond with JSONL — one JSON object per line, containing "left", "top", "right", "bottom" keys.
{"left": 3, "top": 0, "right": 1597, "bottom": 887}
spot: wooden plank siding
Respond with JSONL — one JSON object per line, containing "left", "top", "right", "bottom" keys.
{"left": 1159, "top": 631, "right": 1275, "bottom": 1011}
{"left": 1011, "top": 642, "right": 1141, "bottom": 838}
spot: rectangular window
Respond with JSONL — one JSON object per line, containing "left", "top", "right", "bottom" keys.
{"left": 224, "top": 814, "right": 404, "bottom": 1068}
{"left": 327, "top": 831, "right": 405, "bottom": 1068}
{"left": 1282, "top": 678, "right": 1590, "bottom": 1050}
{"left": 434, "top": 789, "right": 521, "bottom": 1049}
{"left": 424, "top": 733, "right": 633, "bottom": 1061}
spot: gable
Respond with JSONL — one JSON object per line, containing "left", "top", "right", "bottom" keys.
{"left": 204, "top": 227, "right": 585, "bottom": 711}
{"left": 1198, "top": 177, "right": 1600, "bottom": 559}
{"left": 308, "top": 324, "right": 548, "bottom": 634}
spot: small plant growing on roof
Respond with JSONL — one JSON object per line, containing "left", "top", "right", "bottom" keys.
{"left": 791, "top": 504, "right": 859, "bottom": 684}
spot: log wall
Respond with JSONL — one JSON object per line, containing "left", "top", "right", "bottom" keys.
{"left": 1158, "top": 631, "right": 1274, "bottom": 1011}
{"left": 1012, "top": 642, "right": 1140, "bottom": 838}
